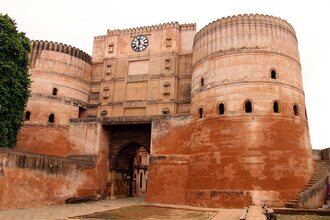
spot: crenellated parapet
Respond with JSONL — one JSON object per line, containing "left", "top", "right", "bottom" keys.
{"left": 194, "top": 14, "right": 296, "bottom": 44}
{"left": 179, "top": 23, "right": 196, "bottom": 30}
{"left": 29, "top": 40, "right": 92, "bottom": 64}
{"left": 104, "top": 22, "right": 196, "bottom": 36}
{"left": 94, "top": 35, "right": 107, "bottom": 40}
{"left": 192, "top": 14, "right": 300, "bottom": 66}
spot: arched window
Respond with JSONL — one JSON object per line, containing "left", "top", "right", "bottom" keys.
{"left": 48, "top": 113, "right": 55, "bottom": 123}
{"left": 245, "top": 100, "right": 252, "bottom": 113}
{"left": 200, "top": 77, "right": 204, "bottom": 87}
{"left": 163, "top": 82, "right": 170, "bottom": 96}
{"left": 293, "top": 104, "right": 299, "bottom": 116}
{"left": 52, "top": 88, "right": 58, "bottom": 96}
{"left": 219, "top": 103, "right": 225, "bottom": 115}
{"left": 25, "top": 111, "right": 31, "bottom": 121}
{"left": 199, "top": 108, "right": 203, "bottom": 118}
{"left": 162, "top": 107, "right": 170, "bottom": 115}
{"left": 271, "top": 69, "right": 277, "bottom": 79}
{"left": 273, "top": 101, "right": 280, "bottom": 113}
{"left": 102, "top": 87, "right": 110, "bottom": 99}
{"left": 101, "top": 110, "right": 108, "bottom": 117}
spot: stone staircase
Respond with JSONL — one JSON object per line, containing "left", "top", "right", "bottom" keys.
{"left": 285, "top": 160, "right": 330, "bottom": 208}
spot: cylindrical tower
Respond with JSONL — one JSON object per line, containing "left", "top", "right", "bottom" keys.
{"left": 187, "top": 14, "right": 313, "bottom": 207}
{"left": 16, "top": 40, "right": 92, "bottom": 156}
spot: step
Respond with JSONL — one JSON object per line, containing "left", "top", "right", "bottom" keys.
{"left": 285, "top": 203, "right": 298, "bottom": 208}
{"left": 288, "top": 199, "right": 298, "bottom": 203}
{"left": 306, "top": 181, "right": 318, "bottom": 185}
{"left": 302, "top": 187, "right": 312, "bottom": 190}
{"left": 312, "top": 175, "right": 327, "bottom": 177}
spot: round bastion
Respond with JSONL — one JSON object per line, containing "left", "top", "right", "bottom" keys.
{"left": 187, "top": 14, "right": 313, "bottom": 207}
{"left": 16, "top": 40, "right": 92, "bottom": 156}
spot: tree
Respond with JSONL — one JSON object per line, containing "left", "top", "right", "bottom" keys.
{"left": 0, "top": 14, "right": 30, "bottom": 148}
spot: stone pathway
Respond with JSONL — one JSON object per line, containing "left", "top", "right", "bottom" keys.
{"left": 246, "top": 205, "right": 266, "bottom": 220}
{"left": 0, "top": 197, "right": 243, "bottom": 220}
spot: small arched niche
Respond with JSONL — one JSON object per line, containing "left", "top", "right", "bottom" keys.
{"left": 293, "top": 104, "right": 299, "bottom": 116}
{"left": 198, "top": 107, "right": 203, "bottom": 118}
{"left": 219, "top": 103, "right": 225, "bottom": 115}
{"left": 25, "top": 111, "right": 31, "bottom": 121}
{"left": 48, "top": 113, "right": 55, "bottom": 123}
{"left": 270, "top": 69, "right": 278, "bottom": 79}
{"left": 162, "top": 107, "right": 170, "bottom": 115}
{"left": 52, "top": 88, "right": 58, "bottom": 96}
{"left": 200, "top": 77, "right": 204, "bottom": 87}
{"left": 273, "top": 100, "right": 280, "bottom": 113}
{"left": 244, "top": 100, "right": 253, "bottom": 113}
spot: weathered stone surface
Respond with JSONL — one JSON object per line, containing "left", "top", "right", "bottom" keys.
{"left": 146, "top": 14, "right": 313, "bottom": 208}
{"left": 0, "top": 149, "right": 98, "bottom": 208}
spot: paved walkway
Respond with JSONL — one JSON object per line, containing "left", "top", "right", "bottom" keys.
{"left": 0, "top": 197, "right": 244, "bottom": 220}
{"left": 246, "top": 205, "right": 266, "bottom": 220}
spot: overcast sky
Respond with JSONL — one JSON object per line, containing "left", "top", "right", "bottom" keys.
{"left": 1, "top": 0, "right": 329, "bottom": 149}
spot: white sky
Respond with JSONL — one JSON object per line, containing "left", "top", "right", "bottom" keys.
{"left": 1, "top": 0, "right": 329, "bottom": 149}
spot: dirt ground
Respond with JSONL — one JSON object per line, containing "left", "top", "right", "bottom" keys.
{"left": 73, "top": 205, "right": 217, "bottom": 220}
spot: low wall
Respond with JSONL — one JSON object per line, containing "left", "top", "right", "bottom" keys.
{"left": 0, "top": 148, "right": 97, "bottom": 208}
{"left": 298, "top": 176, "right": 327, "bottom": 209}
{"left": 312, "top": 150, "right": 321, "bottom": 161}
{"left": 321, "top": 148, "right": 330, "bottom": 160}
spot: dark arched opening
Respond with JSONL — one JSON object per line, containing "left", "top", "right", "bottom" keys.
{"left": 293, "top": 104, "right": 299, "bottom": 116}
{"left": 162, "top": 107, "right": 170, "bottom": 115}
{"left": 199, "top": 108, "right": 203, "bottom": 118}
{"left": 245, "top": 100, "right": 252, "bottom": 113}
{"left": 48, "top": 113, "right": 55, "bottom": 123}
{"left": 271, "top": 69, "right": 277, "bottom": 79}
{"left": 114, "top": 142, "right": 150, "bottom": 197}
{"left": 25, "top": 111, "right": 31, "bottom": 121}
{"left": 200, "top": 78, "right": 204, "bottom": 87}
{"left": 52, "top": 88, "right": 58, "bottom": 96}
{"left": 273, "top": 101, "right": 279, "bottom": 113}
{"left": 219, "top": 103, "right": 225, "bottom": 115}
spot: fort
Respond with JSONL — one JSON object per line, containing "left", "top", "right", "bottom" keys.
{"left": 0, "top": 14, "right": 319, "bottom": 209}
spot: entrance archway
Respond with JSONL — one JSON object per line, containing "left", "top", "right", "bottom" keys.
{"left": 106, "top": 123, "right": 151, "bottom": 199}
{"left": 115, "top": 143, "right": 150, "bottom": 197}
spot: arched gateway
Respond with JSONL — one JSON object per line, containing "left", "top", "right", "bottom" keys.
{"left": 107, "top": 123, "right": 150, "bottom": 199}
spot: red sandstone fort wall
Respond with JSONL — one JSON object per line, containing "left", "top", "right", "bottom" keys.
{"left": 146, "top": 115, "right": 192, "bottom": 204}
{"left": 0, "top": 149, "right": 95, "bottom": 208}
{"left": 1, "top": 120, "right": 109, "bottom": 208}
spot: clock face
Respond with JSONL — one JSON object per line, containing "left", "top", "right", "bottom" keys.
{"left": 131, "top": 35, "right": 148, "bottom": 52}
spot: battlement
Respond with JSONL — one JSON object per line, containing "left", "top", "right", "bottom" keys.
{"left": 30, "top": 40, "right": 92, "bottom": 64}
{"left": 101, "top": 22, "right": 196, "bottom": 37}
{"left": 194, "top": 14, "right": 296, "bottom": 43}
